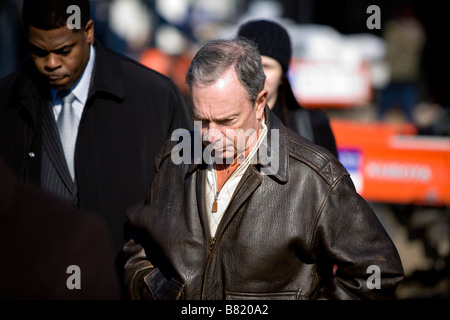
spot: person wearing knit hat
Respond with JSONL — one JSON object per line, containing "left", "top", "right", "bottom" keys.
{"left": 237, "top": 20, "right": 292, "bottom": 72}
{"left": 238, "top": 19, "right": 338, "bottom": 157}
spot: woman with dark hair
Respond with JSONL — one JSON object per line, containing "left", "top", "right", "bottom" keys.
{"left": 238, "top": 19, "right": 338, "bottom": 157}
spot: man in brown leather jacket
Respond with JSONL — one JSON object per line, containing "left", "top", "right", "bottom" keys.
{"left": 123, "top": 38, "right": 404, "bottom": 300}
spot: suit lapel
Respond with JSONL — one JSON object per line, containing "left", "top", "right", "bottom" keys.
{"left": 41, "top": 101, "right": 76, "bottom": 193}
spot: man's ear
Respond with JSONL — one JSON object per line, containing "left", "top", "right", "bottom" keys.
{"left": 84, "top": 19, "right": 95, "bottom": 44}
{"left": 255, "top": 89, "right": 268, "bottom": 120}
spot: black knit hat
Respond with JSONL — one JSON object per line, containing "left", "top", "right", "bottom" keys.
{"left": 238, "top": 19, "right": 292, "bottom": 71}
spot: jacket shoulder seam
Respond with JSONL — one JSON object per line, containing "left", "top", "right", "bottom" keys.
{"left": 287, "top": 136, "right": 348, "bottom": 186}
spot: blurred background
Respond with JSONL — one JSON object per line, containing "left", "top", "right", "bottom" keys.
{"left": 1, "top": 0, "right": 449, "bottom": 299}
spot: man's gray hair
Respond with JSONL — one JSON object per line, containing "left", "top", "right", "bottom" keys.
{"left": 185, "top": 37, "right": 266, "bottom": 103}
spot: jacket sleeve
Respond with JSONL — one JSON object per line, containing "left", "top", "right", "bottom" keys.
{"left": 122, "top": 200, "right": 157, "bottom": 300}
{"left": 311, "top": 175, "right": 404, "bottom": 299}
{"left": 122, "top": 136, "right": 189, "bottom": 300}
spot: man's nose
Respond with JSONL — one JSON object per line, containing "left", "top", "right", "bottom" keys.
{"left": 204, "top": 124, "right": 222, "bottom": 144}
{"left": 45, "top": 53, "right": 61, "bottom": 70}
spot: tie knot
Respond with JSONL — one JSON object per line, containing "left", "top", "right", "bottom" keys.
{"left": 59, "top": 91, "right": 76, "bottom": 105}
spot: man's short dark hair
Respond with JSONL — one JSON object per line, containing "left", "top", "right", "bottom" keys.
{"left": 22, "top": 0, "right": 90, "bottom": 31}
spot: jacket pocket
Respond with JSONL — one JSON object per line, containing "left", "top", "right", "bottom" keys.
{"left": 225, "top": 291, "right": 299, "bottom": 300}
{"left": 143, "top": 268, "right": 185, "bottom": 300}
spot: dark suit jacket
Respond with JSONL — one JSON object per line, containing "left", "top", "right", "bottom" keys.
{"left": 0, "top": 158, "right": 120, "bottom": 299}
{"left": 0, "top": 41, "right": 193, "bottom": 253}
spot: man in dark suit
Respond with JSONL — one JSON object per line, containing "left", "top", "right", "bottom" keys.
{"left": 0, "top": 0, "right": 192, "bottom": 256}
{"left": 0, "top": 157, "right": 120, "bottom": 299}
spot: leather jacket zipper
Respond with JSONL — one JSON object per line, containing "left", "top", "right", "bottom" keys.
{"left": 212, "top": 191, "right": 219, "bottom": 213}
{"left": 209, "top": 236, "right": 216, "bottom": 252}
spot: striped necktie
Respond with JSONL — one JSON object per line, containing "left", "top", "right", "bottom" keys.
{"left": 57, "top": 91, "right": 77, "bottom": 181}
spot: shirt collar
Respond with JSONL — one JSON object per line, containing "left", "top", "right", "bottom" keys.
{"left": 234, "top": 120, "right": 268, "bottom": 174}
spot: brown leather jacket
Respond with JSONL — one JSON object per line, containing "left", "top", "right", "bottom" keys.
{"left": 123, "top": 107, "right": 404, "bottom": 300}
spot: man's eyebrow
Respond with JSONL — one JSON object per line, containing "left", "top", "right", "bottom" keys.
{"left": 28, "top": 42, "right": 75, "bottom": 53}
{"left": 215, "top": 114, "right": 238, "bottom": 123}
{"left": 192, "top": 111, "right": 238, "bottom": 123}
{"left": 28, "top": 42, "right": 45, "bottom": 51}
{"left": 53, "top": 44, "right": 75, "bottom": 52}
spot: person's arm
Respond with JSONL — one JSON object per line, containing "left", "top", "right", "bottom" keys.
{"left": 122, "top": 224, "right": 156, "bottom": 300}
{"left": 311, "top": 175, "right": 404, "bottom": 299}
{"left": 123, "top": 139, "right": 185, "bottom": 300}
{"left": 123, "top": 200, "right": 186, "bottom": 300}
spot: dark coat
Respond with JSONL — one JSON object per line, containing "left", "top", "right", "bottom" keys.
{"left": 0, "top": 158, "right": 121, "bottom": 299}
{"left": 272, "top": 78, "right": 338, "bottom": 157}
{"left": 123, "top": 107, "right": 404, "bottom": 300}
{"left": 0, "top": 41, "right": 193, "bottom": 253}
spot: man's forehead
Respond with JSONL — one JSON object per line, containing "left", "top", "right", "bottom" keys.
{"left": 193, "top": 66, "right": 240, "bottom": 87}
{"left": 28, "top": 25, "right": 79, "bottom": 49}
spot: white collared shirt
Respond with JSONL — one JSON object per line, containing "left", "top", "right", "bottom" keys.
{"left": 206, "top": 121, "right": 268, "bottom": 236}
{"left": 51, "top": 44, "right": 95, "bottom": 122}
